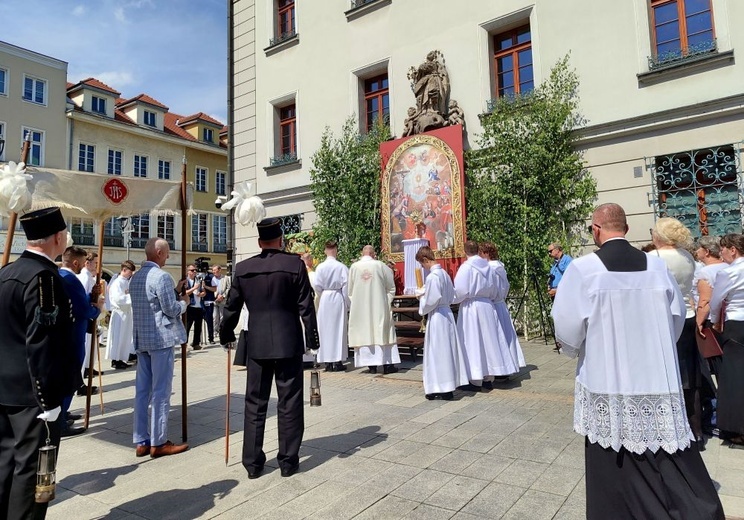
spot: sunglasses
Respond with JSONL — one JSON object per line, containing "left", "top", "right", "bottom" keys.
{"left": 587, "top": 223, "right": 601, "bottom": 233}
{"left": 547, "top": 249, "right": 554, "bottom": 255}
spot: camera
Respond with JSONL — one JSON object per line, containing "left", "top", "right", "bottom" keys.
{"left": 215, "top": 196, "right": 228, "bottom": 209}
{"left": 194, "top": 256, "right": 211, "bottom": 274}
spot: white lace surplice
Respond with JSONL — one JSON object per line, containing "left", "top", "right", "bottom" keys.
{"left": 552, "top": 252, "right": 694, "bottom": 455}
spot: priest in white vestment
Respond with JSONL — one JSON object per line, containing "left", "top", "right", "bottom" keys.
{"left": 479, "top": 242, "right": 525, "bottom": 370}
{"left": 314, "top": 240, "right": 350, "bottom": 372}
{"left": 415, "top": 246, "right": 468, "bottom": 399}
{"left": 552, "top": 203, "right": 723, "bottom": 520}
{"left": 454, "top": 240, "right": 519, "bottom": 390}
{"left": 106, "top": 260, "right": 136, "bottom": 369}
{"left": 348, "top": 245, "right": 400, "bottom": 374}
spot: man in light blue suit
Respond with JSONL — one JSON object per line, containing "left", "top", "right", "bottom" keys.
{"left": 130, "top": 237, "right": 189, "bottom": 458}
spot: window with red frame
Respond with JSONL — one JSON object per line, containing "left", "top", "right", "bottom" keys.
{"left": 493, "top": 25, "right": 534, "bottom": 98}
{"left": 650, "top": 0, "right": 714, "bottom": 59}
{"left": 279, "top": 104, "right": 296, "bottom": 157}
{"left": 277, "top": 0, "right": 295, "bottom": 38}
{"left": 364, "top": 74, "right": 389, "bottom": 132}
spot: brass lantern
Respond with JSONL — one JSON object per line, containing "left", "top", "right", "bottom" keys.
{"left": 35, "top": 442, "right": 57, "bottom": 503}
{"left": 309, "top": 367, "right": 322, "bottom": 407}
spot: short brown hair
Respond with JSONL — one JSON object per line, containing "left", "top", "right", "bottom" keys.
{"left": 478, "top": 241, "right": 499, "bottom": 260}
{"left": 121, "top": 260, "right": 136, "bottom": 272}
{"left": 464, "top": 240, "right": 479, "bottom": 256}
{"left": 85, "top": 251, "right": 98, "bottom": 262}
{"left": 415, "top": 246, "right": 435, "bottom": 263}
{"left": 62, "top": 246, "right": 87, "bottom": 263}
{"left": 324, "top": 240, "right": 337, "bottom": 249}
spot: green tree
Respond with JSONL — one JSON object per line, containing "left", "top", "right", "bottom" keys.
{"left": 466, "top": 56, "right": 596, "bottom": 332}
{"left": 310, "top": 118, "right": 391, "bottom": 265}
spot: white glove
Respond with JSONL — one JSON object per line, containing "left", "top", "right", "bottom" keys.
{"left": 37, "top": 406, "right": 61, "bottom": 422}
{"left": 308, "top": 349, "right": 319, "bottom": 355}
{"left": 414, "top": 287, "right": 426, "bottom": 297}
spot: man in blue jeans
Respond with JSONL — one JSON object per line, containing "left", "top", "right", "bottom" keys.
{"left": 130, "top": 237, "right": 189, "bottom": 458}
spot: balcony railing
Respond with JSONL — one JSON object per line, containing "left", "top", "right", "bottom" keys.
{"left": 269, "top": 29, "right": 297, "bottom": 47}
{"left": 648, "top": 39, "right": 717, "bottom": 71}
{"left": 270, "top": 153, "right": 298, "bottom": 166}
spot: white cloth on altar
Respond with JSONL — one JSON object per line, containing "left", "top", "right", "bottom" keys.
{"left": 106, "top": 274, "right": 134, "bottom": 361}
{"left": 348, "top": 255, "right": 397, "bottom": 348}
{"left": 551, "top": 251, "right": 693, "bottom": 454}
{"left": 489, "top": 260, "right": 525, "bottom": 368}
{"left": 314, "top": 256, "right": 350, "bottom": 363}
{"left": 354, "top": 344, "right": 401, "bottom": 367}
{"left": 403, "top": 238, "right": 429, "bottom": 295}
{"left": 454, "top": 255, "right": 519, "bottom": 380}
{"left": 419, "top": 264, "right": 469, "bottom": 393}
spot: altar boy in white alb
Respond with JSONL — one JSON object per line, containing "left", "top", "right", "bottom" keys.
{"left": 552, "top": 203, "right": 723, "bottom": 520}
{"left": 415, "top": 246, "right": 468, "bottom": 399}
{"left": 348, "top": 245, "right": 400, "bottom": 374}
{"left": 314, "top": 240, "right": 350, "bottom": 372}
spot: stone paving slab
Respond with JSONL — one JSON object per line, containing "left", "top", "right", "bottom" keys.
{"left": 46, "top": 339, "right": 744, "bottom": 519}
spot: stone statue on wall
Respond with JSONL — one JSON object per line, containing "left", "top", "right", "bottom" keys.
{"left": 404, "top": 50, "right": 464, "bottom": 136}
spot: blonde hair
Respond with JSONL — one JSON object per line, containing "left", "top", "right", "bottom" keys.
{"left": 652, "top": 217, "right": 693, "bottom": 249}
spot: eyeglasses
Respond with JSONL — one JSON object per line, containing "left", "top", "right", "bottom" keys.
{"left": 587, "top": 223, "right": 601, "bottom": 233}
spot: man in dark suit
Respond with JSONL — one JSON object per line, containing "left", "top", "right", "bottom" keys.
{"left": 0, "top": 207, "right": 79, "bottom": 519}
{"left": 220, "top": 217, "right": 319, "bottom": 479}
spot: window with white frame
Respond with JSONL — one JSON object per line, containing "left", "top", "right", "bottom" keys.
{"left": 70, "top": 218, "right": 95, "bottom": 246}
{"left": 23, "top": 76, "right": 46, "bottom": 105}
{"left": 78, "top": 143, "right": 94, "bottom": 172}
{"left": 158, "top": 159, "right": 171, "bottom": 180}
{"left": 131, "top": 214, "right": 150, "bottom": 248}
{"left": 213, "top": 215, "right": 227, "bottom": 252}
{"left": 203, "top": 128, "right": 214, "bottom": 143}
{"left": 143, "top": 110, "right": 156, "bottom": 127}
{"left": 191, "top": 213, "right": 208, "bottom": 251}
{"left": 22, "top": 128, "right": 44, "bottom": 166}
{"left": 157, "top": 215, "right": 175, "bottom": 248}
{"left": 92, "top": 96, "right": 106, "bottom": 114}
{"left": 215, "top": 171, "right": 226, "bottom": 196}
{"left": 134, "top": 155, "right": 148, "bottom": 177}
{"left": 103, "top": 217, "right": 123, "bottom": 247}
{"left": 108, "top": 149, "right": 122, "bottom": 175}
{"left": 0, "top": 122, "right": 5, "bottom": 161}
{"left": 0, "top": 68, "right": 7, "bottom": 96}
{"left": 195, "top": 167, "right": 207, "bottom": 192}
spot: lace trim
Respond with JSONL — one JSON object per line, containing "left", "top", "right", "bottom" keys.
{"left": 574, "top": 381, "right": 693, "bottom": 455}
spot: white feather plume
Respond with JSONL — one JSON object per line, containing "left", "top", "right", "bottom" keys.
{"left": 0, "top": 161, "right": 33, "bottom": 217}
{"left": 220, "top": 181, "right": 266, "bottom": 226}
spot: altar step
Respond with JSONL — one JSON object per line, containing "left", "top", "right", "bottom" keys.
{"left": 392, "top": 295, "right": 425, "bottom": 362}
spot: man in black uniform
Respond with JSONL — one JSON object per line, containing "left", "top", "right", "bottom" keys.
{"left": 0, "top": 207, "right": 79, "bottom": 519}
{"left": 220, "top": 217, "right": 319, "bottom": 479}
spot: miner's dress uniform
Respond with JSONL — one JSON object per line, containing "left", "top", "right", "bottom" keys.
{"left": 0, "top": 251, "right": 78, "bottom": 519}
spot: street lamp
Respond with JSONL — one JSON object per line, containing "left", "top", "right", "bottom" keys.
{"left": 118, "top": 217, "right": 135, "bottom": 260}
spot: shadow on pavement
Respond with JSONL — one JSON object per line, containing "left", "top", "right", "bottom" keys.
{"left": 57, "top": 464, "right": 138, "bottom": 503}
{"left": 300, "top": 425, "right": 389, "bottom": 471}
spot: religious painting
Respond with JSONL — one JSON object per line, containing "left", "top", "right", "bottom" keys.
{"left": 380, "top": 125, "right": 465, "bottom": 262}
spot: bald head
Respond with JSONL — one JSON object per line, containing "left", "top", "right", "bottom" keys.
{"left": 145, "top": 237, "right": 170, "bottom": 266}
{"left": 362, "top": 245, "right": 375, "bottom": 258}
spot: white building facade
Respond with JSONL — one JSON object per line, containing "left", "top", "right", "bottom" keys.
{"left": 231, "top": 0, "right": 744, "bottom": 258}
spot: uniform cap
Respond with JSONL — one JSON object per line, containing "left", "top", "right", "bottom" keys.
{"left": 19, "top": 207, "right": 66, "bottom": 240}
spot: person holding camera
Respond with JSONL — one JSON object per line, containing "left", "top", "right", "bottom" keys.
{"left": 179, "top": 264, "right": 206, "bottom": 350}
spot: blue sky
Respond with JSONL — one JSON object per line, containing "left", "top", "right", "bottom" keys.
{"left": 0, "top": 0, "right": 228, "bottom": 123}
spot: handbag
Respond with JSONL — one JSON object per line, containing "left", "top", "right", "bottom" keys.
{"left": 696, "top": 327, "right": 723, "bottom": 358}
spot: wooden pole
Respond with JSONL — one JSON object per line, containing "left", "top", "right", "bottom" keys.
{"left": 180, "top": 155, "right": 188, "bottom": 442}
{"left": 84, "top": 221, "right": 106, "bottom": 428}
{"left": 1, "top": 136, "right": 31, "bottom": 267}
{"left": 225, "top": 345, "right": 231, "bottom": 466}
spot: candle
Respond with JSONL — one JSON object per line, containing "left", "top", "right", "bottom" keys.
{"left": 415, "top": 268, "right": 424, "bottom": 288}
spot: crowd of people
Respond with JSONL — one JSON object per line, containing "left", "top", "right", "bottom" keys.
{"left": 2, "top": 204, "right": 738, "bottom": 519}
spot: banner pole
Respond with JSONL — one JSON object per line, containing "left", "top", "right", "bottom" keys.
{"left": 180, "top": 155, "right": 188, "bottom": 442}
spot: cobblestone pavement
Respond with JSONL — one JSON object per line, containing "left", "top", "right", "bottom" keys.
{"left": 48, "top": 339, "right": 744, "bottom": 519}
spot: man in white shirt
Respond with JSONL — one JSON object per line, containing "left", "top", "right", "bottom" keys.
{"left": 211, "top": 265, "right": 225, "bottom": 334}
{"left": 552, "top": 203, "right": 723, "bottom": 520}
{"left": 314, "top": 240, "right": 349, "bottom": 372}
{"left": 348, "top": 245, "right": 400, "bottom": 374}
{"left": 178, "top": 264, "right": 206, "bottom": 350}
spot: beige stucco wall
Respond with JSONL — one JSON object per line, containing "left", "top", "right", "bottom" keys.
{"left": 232, "top": 0, "right": 744, "bottom": 258}
{"left": 0, "top": 41, "right": 68, "bottom": 168}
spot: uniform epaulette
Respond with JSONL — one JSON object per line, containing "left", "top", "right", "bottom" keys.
{"left": 34, "top": 272, "right": 59, "bottom": 326}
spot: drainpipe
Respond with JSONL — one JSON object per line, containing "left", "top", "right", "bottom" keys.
{"left": 226, "top": 0, "right": 236, "bottom": 273}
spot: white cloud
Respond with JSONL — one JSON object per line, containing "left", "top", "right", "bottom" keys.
{"left": 113, "top": 7, "right": 126, "bottom": 23}
{"left": 72, "top": 5, "right": 86, "bottom": 16}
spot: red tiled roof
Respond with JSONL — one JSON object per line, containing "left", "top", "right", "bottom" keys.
{"left": 66, "top": 82, "right": 74, "bottom": 89}
{"left": 117, "top": 93, "right": 169, "bottom": 111}
{"left": 67, "top": 77, "right": 121, "bottom": 96}
{"left": 178, "top": 112, "right": 224, "bottom": 127}
{"left": 164, "top": 112, "right": 196, "bottom": 141}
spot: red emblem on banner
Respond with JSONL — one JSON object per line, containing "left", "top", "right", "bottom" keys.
{"left": 102, "top": 178, "right": 129, "bottom": 205}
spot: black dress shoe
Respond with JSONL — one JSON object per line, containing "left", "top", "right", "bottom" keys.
{"left": 68, "top": 413, "right": 82, "bottom": 421}
{"left": 280, "top": 464, "right": 299, "bottom": 477}
{"left": 324, "top": 363, "right": 334, "bottom": 372}
{"left": 112, "top": 360, "right": 130, "bottom": 370}
{"left": 77, "top": 385, "right": 98, "bottom": 396}
{"left": 457, "top": 384, "right": 482, "bottom": 392}
{"left": 481, "top": 381, "right": 494, "bottom": 390}
{"left": 128, "top": 354, "right": 138, "bottom": 363}
{"left": 334, "top": 362, "right": 347, "bottom": 372}
{"left": 61, "top": 425, "right": 86, "bottom": 437}
{"left": 247, "top": 466, "right": 264, "bottom": 479}
{"left": 365, "top": 366, "right": 378, "bottom": 374}
{"left": 83, "top": 368, "right": 101, "bottom": 378}
{"left": 425, "top": 394, "right": 437, "bottom": 400}
{"left": 441, "top": 392, "right": 454, "bottom": 400}
{"left": 383, "top": 365, "right": 398, "bottom": 374}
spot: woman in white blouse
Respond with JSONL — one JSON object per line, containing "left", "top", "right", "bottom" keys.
{"left": 651, "top": 218, "right": 702, "bottom": 442}
{"left": 709, "top": 233, "right": 744, "bottom": 447}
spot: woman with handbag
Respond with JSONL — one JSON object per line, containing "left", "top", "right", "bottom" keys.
{"left": 708, "top": 233, "right": 744, "bottom": 447}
